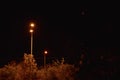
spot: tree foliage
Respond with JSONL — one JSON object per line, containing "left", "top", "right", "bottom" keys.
{"left": 0, "top": 53, "right": 78, "bottom": 80}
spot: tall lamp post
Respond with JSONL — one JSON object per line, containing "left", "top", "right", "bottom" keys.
{"left": 29, "top": 22, "right": 35, "bottom": 80}
{"left": 44, "top": 50, "right": 48, "bottom": 68}
{"left": 29, "top": 22, "right": 35, "bottom": 55}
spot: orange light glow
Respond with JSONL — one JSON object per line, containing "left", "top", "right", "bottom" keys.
{"left": 30, "top": 29, "right": 33, "bottom": 33}
{"left": 44, "top": 51, "right": 48, "bottom": 54}
{"left": 30, "top": 23, "right": 35, "bottom": 27}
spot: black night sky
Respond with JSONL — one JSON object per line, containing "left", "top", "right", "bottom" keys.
{"left": 0, "top": 1, "right": 120, "bottom": 66}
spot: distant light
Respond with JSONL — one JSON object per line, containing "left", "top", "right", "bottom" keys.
{"left": 30, "top": 29, "right": 33, "bottom": 33}
{"left": 44, "top": 51, "right": 48, "bottom": 54}
{"left": 30, "top": 23, "right": 35, "bottom": 28}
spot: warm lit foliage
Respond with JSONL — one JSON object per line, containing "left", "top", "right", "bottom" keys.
{"left": 0, "top": 53, "right": 78, "bottom": 80}
{"left": 36, "top": 59, "right": 78, "bottom": 80}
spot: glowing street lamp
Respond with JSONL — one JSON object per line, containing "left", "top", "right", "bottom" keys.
{"left": 44, "top": 50, "right": 48, "bottom": 54}
{"left": 29, "top": 22, "right": 35, "bottom": 55}
{"left": 30, "top": 23, "right": 35, "bottom": 27}
{"left": 44, "top": 50, "right": 48, "bottom": 67}
{"left": 30, "top": 29, "right": 33, "bottom": 33}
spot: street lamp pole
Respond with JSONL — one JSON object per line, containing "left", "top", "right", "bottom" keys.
{"left": 29, "top": 23, "right": 35, "bottom": 55}
{"left": 31, "top": 31, "right": 33, "bottom": 55}
{"left": 44, "top": 50, "right": 48, "bottom": 68}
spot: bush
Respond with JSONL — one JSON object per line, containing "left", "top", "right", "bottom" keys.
{"left": 0, "top": 54, "right": 78, "bottom": 80}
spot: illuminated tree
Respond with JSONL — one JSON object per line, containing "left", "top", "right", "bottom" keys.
{"left": 22, "top": 53, "right": 38, "bottom": 79}
{"left": 36, "top": 58, "right": 78, "bottom": 80}
{"left": 0, "top": 54, "right": 78, "bottom": 80}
